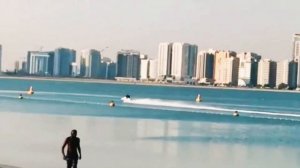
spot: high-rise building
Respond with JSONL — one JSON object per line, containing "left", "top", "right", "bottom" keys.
{"left": 257, "top": 59, "right": 277, "bottom": 87}
{"left": 293, "top": 34, "right": 300, "bottom": 88}
{"left": 196, "top": 49, "right": 215, "bottom": 83}
{"left": 149, "top": 59, "right": 157, "bottom": 80}
{"left": 171, "top": 43, "right": 190, "bottom": 81}
{"left": 214, "top": 51, "right": 239, "bottom": 86}
{"left": 288, "top": 60, "right": 298, "bottom": 89}
{"left": 116, "top": 50, "right": 140, "bottom": 79}
{"left": 293, "top": 34, "right": 300, "bottom": 62}
{"left": 107, "top": 62, "right": 116, "bottom": 80}
{"left": 276, "top": 60, "right": 289, "bottom": 87}
{"left": 99, "top": 61, "right": 108, "bottom": 79}
{"left": 237, "top": 52, "right": 261, "bottom": 86}
{"left": 298, "top": 58, "right": 300, "bottom": 88}
{"left": 54, "top": 48, "right": 76, "bottom": 76}
{"left": 157, "top": 43, "right": 173, "bottom": 79}
{"left": 70, "top": 62, "right": 79, "bottom": 77}
{"left": 21, "top": 61, "right": 27, "bottom": 73}
{"left": 140, "top": 54, "right": 149, "bottom": 80}
{"left": 99, "top": 57, "right": 115, "bottom": 79}
{"left": 157, "top": 42, "right": 197, "bottom": 81}
{"left": 187, "top": 45, "right": 198, "bottom": 78}
{"left": 27, "top": 51, "right": 54, "bottom": 76}
{"left": 80, "top": 49, "right": 101, "bottom": 78}
{"left": 0, "top": 45, "right": 2, "bottom": 72}
{"left": 14, "top": 61, "right": 20, "bottom": 72}
{"left": 140, "top": 59, "right": 149, "bottom": 80}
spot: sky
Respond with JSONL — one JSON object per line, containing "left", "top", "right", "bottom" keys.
{"left": 0, "top": 0, "right": 300, "bottom": 70}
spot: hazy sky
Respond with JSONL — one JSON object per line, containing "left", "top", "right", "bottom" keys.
{"left": 0, "top": 0, "right": 300, "bottom": 70}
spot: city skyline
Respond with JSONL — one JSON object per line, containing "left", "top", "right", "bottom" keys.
{"left": 0, "top": 0, "right": 300, "bottom": 70}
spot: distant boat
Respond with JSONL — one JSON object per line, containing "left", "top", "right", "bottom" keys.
{"left": 27, "top": 86, "right": 34, "bottom": 95}
{"left": 195, "top": 94, "right": 202, "bottom": 102}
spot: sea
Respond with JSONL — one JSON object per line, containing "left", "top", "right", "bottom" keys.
{"left": 0, "top": 78, "right": 300, "bottom": 168}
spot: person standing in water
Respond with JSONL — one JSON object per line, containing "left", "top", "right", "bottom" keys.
{"left": 62, "top": 129, "right": 82, "bottom": 168}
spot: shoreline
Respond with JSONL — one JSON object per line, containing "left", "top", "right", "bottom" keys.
{"left": 0, "top": 75, "right": 299, "bottom": 94}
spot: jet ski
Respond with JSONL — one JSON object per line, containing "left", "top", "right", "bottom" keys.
{"left": 121, "top": 94, "right": 131, "bottom": 103}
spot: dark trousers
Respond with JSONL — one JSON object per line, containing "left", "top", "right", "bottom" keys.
{"left": 66, "top": 157, "right": 78, "bottom": 168}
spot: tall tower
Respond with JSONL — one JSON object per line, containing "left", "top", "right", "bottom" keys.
{"left": 214, "top": 51, "right": 239, "bottom": 86}
{"left": 293, "top": 34, "right": 300, "bottom": 61}
{"left": 157, "top": 43, "right": 172, "bottom": 79}
{"left": 237, "top": 52, "right": 261, "bottom": 86}
{"left": 80, "top": 49, "right": 101, "bottom": 78}
{"left": 257, "top": 59, "right": 277, "bottom": 88}
{"left": 27, "top": 51, "right": 55, "bottom": 76}
{"left": 116, "top": 50, "right": 140, "bottom": 79}
{"left": 171, "top": 43, "right": 190, "bottom": 81}
{"left": 276, "top": 60, "right": 289, "bottom": 87}
{"left": 187, "top": 45, "right": 198, "bottom": 78}
{"left": 294, "top": 34, "right": 300, "bottom": 88}
{"left": 196, "top": 49, "right": 215, "bottom": 83}
{"left": 54, "top": 48, "right": 76, "bottom": 76}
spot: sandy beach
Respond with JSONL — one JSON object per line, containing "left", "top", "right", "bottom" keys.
{"left": 0, "top": 75, "right": 299, "bottom": 94}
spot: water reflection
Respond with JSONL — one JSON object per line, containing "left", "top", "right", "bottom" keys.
{"left": 0, "top": 112, "right": 300, "bottom": 168}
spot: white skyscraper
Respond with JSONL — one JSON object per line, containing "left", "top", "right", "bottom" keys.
{"left": 214, "top": 51, "right": 239, "bottom": 86}
{"left": 171, "top": 42, "right": 189, "bottom": 81}
{"left": 157, "top": 42, "right": 197, "bottom": 81}
{"left": 257, "top": 59, "right": 277, "bottom": 87}
{"left": 80, "top": 49, "right": 101, "bottom": 78}
{"left": 27, "top": 51, "right": 54, "bottom": 75}
{"left": 276, "top": 60, "right": 289, "bottom": 87}
{"left": 140, "top": 59, "right": 149, "bottom": 80}
{"left": 71, "top": 62, "right": 79, "bottom": 77}
{"left": 196, "top": 49, "right": 215, "bottom": 83}
{"left": 0, "top": 45, "right": 2, "bottom": 72}
{"left": 257, "top": 59, "right": 271, "bottom": 86}
{"left": 157, "top": 43, "right": 172, "bottom": 79}
{"left": 293, "top": 34, "right": 300, "bottom": 62}
{"left": 293, "top": 34, "right": 300, "bottom": 88}
{"left": 237, "top": 52, "right": 261, "bottom": 86}
{"left": 149, "top": 59, "right": 157, "bottom": 80}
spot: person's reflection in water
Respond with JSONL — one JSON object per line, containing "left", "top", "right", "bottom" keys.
{"left": 62, "top": 129, "right": 82, "bottom": 168}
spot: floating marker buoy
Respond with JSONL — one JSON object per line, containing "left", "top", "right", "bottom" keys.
{"left": 233, "top": 111, "right": 239, "bottom": 117}
{"left": 27, "top": 86, "right": 34, "bottom": 95}
{"left": 195, "top": 94, "right": 202, "bottom": 102}
{"left": 109, "top": 101, "right": 115, "bottom": 107}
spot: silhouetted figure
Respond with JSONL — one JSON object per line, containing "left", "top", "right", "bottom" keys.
{"left": 62, "top": 129, "right": 82, "bottom": 168}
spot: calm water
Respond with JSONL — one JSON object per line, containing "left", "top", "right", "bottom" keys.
{"left": 0, "top": 78, "right": 300, "bottom": 168}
